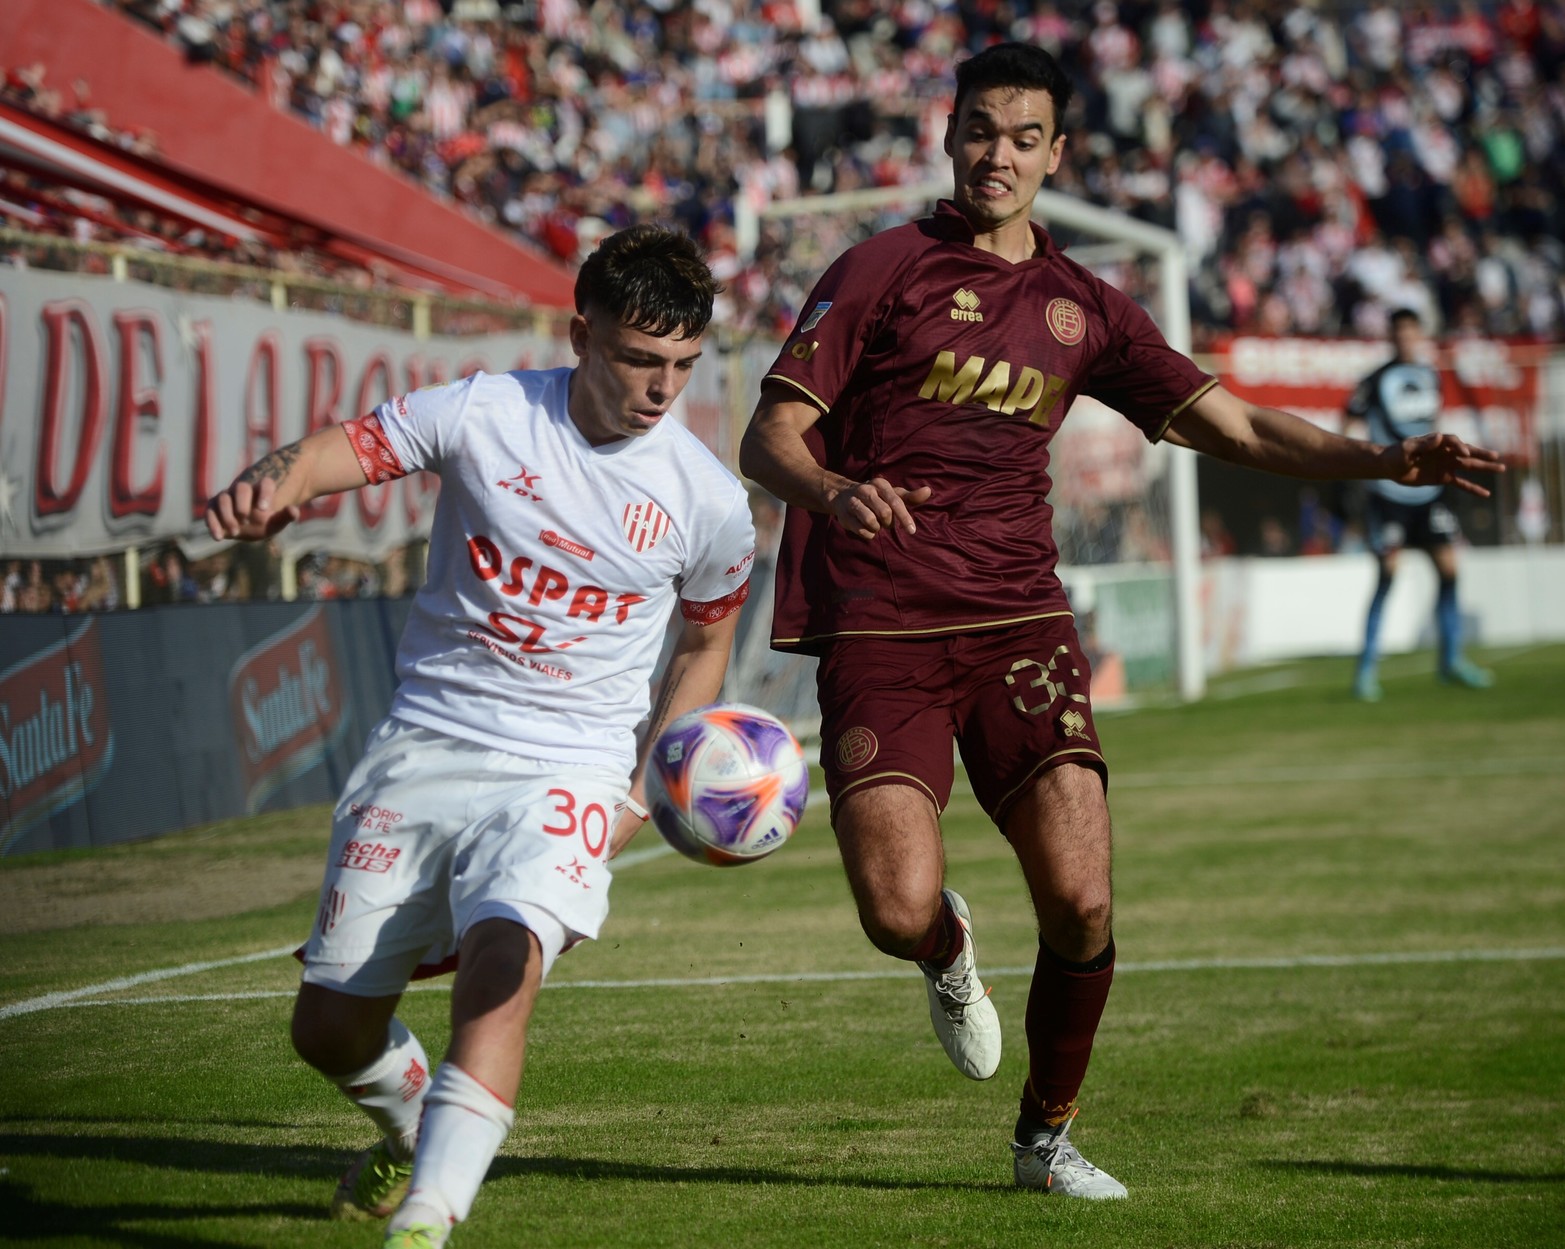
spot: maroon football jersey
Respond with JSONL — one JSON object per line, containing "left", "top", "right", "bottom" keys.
{"left": 763, "top": 201, "right": 1215, "bottom": 652}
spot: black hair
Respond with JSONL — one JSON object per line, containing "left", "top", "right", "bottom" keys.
{"left": 1388, "top": 307, "right": 1422, "bottom": 328}
{"left": 953, "top": 42, "right": 1074, "bottom": 140}
{"left": 574, "top": 224, "right": 718, "bottom": 340}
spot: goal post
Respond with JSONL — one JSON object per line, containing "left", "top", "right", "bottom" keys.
{"left": 731, "top": 183, "right": 1207, "bottom": 718}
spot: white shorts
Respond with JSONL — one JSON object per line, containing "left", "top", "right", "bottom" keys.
{"left": 300, "top": 718, "right": 626, "bottom": 997}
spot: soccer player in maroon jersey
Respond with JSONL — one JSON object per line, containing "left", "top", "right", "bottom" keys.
{"left": 739, "top": 41, "right": 1502, "bottom": 1198}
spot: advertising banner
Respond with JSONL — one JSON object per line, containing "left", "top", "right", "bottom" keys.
{"left": 1215, "top": 336, "right": 1543, "bottom": 462}
{"left": 228, "top": 604, "right": 350, "bottom": 814}
{"left": 0, "top": 268, "right": 734, "bottom": 564}
{"left": 0, "top": 598, "right": 412, "bottom": 857}
{"left": 0, "top": 617, "right": 115, "bottom": 854}
{"left": 0, "top": 268, "right": 573, "bottom": 562}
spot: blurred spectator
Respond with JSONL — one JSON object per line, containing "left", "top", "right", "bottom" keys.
{"left": 80, "top": 555, "right": 122, "bottom": 611}
{"left": 65, "top": 0, "right": 1561, "bottom": 343}
{"left": 145, "top": 544, "right": 199, "bottom": 604}
{"left": 17, "top": 560, "right": 54, "bottom": 612}
{"left": 1, "top": 559, "right": 22, "bottom": 613}
{"left": 1259, "top": 514, "right": 1295, "bottom": 556}
{"left": 1200, "top": 506, "right": 1238, "bottom": 558}
{"left": 1297, "top": 487, "right": 1342, "bottom": 555}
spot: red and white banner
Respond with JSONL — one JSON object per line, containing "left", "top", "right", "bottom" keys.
{"left": 1214, "top": 335, "right": 1543, "bottom": 463}
{"left": 0, "top": 268, "right": 572, "bottom": 561}
{"left": 0, "top": 618, "right": 115, "bottom": 852}
{"left": 227, "top": 605, "right": 348, "bottom": 813}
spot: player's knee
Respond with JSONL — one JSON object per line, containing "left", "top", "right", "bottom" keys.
{"left": 453, "top": 922, "right": 539, "bottom": 1016}
{"left": 1043, "top": 885, "right": 1112, "bottom": 948}
{"left": 857, "top": 891, "right": 938, "bottom": 956}
{"left": 290, "top": 996, "right": 383, "bottom": 1076}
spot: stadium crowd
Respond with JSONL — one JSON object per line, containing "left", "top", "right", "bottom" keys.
{"left": 0, "top": 546, "right": 423, "bottom": 615}
{"left": 3, "top": 1, "right": 1561, "bottom": 610}
{"left": 67, "top": 0, "right": 1565, "bottom": 346}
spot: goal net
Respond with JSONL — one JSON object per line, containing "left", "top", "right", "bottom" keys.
{"left": 724, "top": 183, "right": 1203, "bottom": 739}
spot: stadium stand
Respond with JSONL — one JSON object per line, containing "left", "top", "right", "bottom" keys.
{"left": 2, "top": 0, "right": 1561, "bottom": 617}
{"left": 66, "top": 0, "right": 1565, "bottom": 344}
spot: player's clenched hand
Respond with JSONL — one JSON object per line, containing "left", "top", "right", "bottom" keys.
{"left": 829, "top": 478, "right": 933, "bottom": 540}
{"left": 204, "top": 475, "right": 301, "bottom": 542}
{"left": 1386, "top": 432, "right": 1505, "bottom": 498}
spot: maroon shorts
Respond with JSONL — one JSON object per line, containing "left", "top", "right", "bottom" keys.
{"left": 815, "top": 614, "right": 1108, "bottom": 828}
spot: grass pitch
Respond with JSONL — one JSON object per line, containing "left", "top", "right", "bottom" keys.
{"left": 2, "top": 645, "right": 1562, "bottom": 1248}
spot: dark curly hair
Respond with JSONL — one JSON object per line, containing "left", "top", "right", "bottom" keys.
{"left": 574, "top": 225, "right": 718, "bottom": 341}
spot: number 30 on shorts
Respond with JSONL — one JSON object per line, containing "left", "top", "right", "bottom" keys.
{"left": 541, "top": 789, "right": 610, "bottom": 858}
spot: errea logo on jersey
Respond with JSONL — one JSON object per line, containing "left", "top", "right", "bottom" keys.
{"left": 497, "top": 464, "right": 542, "bottom": 502}
{"left": 951, "top": 289, "right": 984, "bottom": 322}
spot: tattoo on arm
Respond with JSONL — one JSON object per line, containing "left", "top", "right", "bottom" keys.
{"left": 237, "top": 441, "right": 303, "bottom": 488}
{"left": 645, "top": 669, "right": 685, "bottom": 748}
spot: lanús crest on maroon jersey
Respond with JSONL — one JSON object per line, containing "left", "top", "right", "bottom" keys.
{"left": 1046, "top": 298, "right": 1086, "bottom": 346}
{"left": 622, "top": 500, "right": 672, "bottom": 553}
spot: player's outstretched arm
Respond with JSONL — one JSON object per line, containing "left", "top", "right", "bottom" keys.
{"left": 1167, "top": 384, "right": 1504, "bottom": 498}
{"left": 740, "top": 384, "right": 931, "bottom": 539}
{"left": 204, "top": 425, "right": 370, "bottom": 542}
{"left": 610, "top": 606, "right": 744, "bottom": 859}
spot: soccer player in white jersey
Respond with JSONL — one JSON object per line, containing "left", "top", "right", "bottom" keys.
{"left": 205, "top": 225, "right": 756, "bottom": 1249}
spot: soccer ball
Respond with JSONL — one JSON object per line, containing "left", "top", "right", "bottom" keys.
{"left": 645, "top": 703, "right": 809, "bottom": 866}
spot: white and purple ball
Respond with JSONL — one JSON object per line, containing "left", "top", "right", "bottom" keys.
{"left": 645, "top": 703, "right": 809, "bottom": 866}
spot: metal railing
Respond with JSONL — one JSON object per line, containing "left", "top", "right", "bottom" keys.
{"left": 0, "top": 225, "right": 572, "bottom": 337}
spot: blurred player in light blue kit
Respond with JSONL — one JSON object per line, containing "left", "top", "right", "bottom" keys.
{"left": 1347, "top": 308, "right": 1495, "bottom": 701}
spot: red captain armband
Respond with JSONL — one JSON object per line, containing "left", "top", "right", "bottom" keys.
{"left": 681, "top": 581, "right": 750, "bottom": 625}
{"left": 342, "top": 414, "right": 409, "bottom": 485}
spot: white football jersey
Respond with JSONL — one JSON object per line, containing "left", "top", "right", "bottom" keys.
{"left": 344, "top": 368, "right": 756, "bottom": 773}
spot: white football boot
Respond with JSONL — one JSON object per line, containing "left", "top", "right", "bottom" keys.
{"left": 917, "top": 888, "right": 1002, "bottom": 1080}
{"left": 1012, "top": 1108, "right": 1127, "bottom": 1198}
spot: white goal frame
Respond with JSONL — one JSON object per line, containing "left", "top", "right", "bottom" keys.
{"left": 739, "top": 183, "right": 1206, "bottom": 701}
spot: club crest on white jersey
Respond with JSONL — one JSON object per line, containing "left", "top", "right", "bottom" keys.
{"left": 622, "top": 500, "right": 671, "bottom": 553}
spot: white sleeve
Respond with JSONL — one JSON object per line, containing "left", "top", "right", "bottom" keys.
{"left": 677, "top": 486, "right": 757, "bottom": 624}
{"left": 370, "top": 376, "right": 477, "bottom": 475}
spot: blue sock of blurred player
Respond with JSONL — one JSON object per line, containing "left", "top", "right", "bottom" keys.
{"left": 1355, "top": 568, "right": 1392, "bottom": 699}
{"left": 1436, "top": 574, "right": 1461, "bottom": 676}
{"left": 1435, "top": 574, "right": 1494, "bottom": 687}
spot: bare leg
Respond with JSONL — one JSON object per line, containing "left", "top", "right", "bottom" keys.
{"left": 393, "top": 918, "right": 545, "bottom": 1234}
{"left": 832, "top": 783, "right": 947, "bottom": 956}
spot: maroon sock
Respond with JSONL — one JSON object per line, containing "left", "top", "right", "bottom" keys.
{"left": 906, "top": 895, "right": 964, "bottom": 967}
{"left": 1018, "top": 938, "right": 1115, "bottom": 1127}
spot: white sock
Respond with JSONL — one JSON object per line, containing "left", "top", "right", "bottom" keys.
{"left": 396, "top": 1062, "right": 515, "bottom": 1226}
{"left": 330, "top": 1017, "right": 429, "bottom": 1161}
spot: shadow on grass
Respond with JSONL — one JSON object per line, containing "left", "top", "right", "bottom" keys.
{"left": 1261, "top": 1159, "right": 1565, "bottom": 1185}
{"left": 0, "top": 1178, "right": 320, "bottom": 1246}
{"left": 0, "top": 1130, "right": 1013, "bottom": 1202}
{"left": 487, "top": 1153, "right": 1009, "bottom": 1192}
{"left": 0, "top": 1129, "right": 346, "bottom": 1179}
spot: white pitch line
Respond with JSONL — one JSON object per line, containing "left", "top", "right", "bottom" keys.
{"left": 25, "top": 947, "right": 1565, "bottom": 1013}
{"left": 1111, "top": 757, "right": 1560, "bottom": 788}
{"left": 0, "top": 944, "right": 300, "bottom": 1020}
{"left": 4, "top": 755, "right": 1553, "bottom": 1022}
